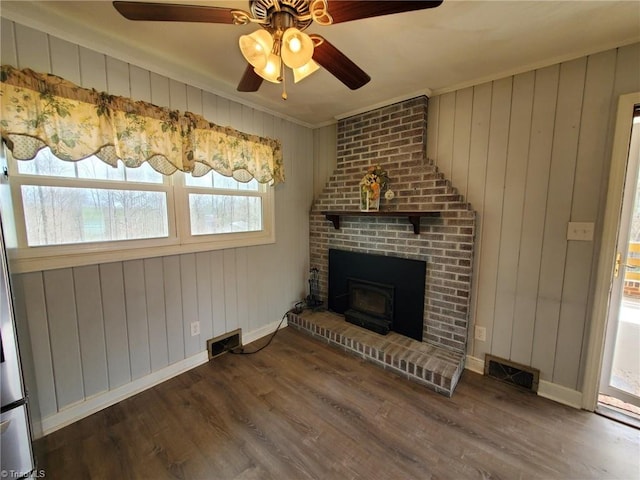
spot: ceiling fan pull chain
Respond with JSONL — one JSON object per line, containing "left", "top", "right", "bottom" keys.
{"left": 281, "top": 58, "right": 288, "bottom": 100}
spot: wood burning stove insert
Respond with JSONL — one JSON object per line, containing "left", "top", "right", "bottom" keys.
{"left": 344, "top": 278, "right": 394, "bottom": 335}
{"left": 328, "top": 249, "right": 426, "bottom": 341}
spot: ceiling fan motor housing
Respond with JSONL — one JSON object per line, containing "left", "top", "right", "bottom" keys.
{"left": 250, "top": 0, "right": 313, "bottom": 31}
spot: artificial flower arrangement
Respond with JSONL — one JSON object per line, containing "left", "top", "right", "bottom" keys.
{"left": 360, "top": 164, "right": 393, "bottom": 211}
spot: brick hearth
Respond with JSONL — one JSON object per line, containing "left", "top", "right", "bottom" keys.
{"left": 288, "top": 310, "right": 465, "bottom": 396}
{"left": 303, "top": 96, "right": 476, "bottom": 396}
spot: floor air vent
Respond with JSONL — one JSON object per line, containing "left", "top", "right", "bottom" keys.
{"left": 207, "top": 329, "right": 242, "bottom": 359}
{"left": 484, "top": 354, "right": 540, "bottom": 392}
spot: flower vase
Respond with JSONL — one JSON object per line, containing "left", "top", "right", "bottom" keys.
{"left": 360, "top": 189, "right": 380, "bottom": 212}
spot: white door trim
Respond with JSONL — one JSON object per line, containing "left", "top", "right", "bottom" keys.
{"left": 582, "top": 91, "right": 640, "bottom": 411}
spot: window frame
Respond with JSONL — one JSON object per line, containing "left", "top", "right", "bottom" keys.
{"left": 1, "top": 148, "right": 276, "bottom": 273}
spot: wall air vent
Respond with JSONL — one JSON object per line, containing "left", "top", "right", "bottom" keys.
{"left": 484, "top": 354, "right": 540, "bottom": 392}
{"left": 207, "top": 329, "right": 242, "bottom": 359}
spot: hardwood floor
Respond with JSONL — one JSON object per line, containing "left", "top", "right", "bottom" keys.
{"left": 35, "top": 327, "right": 640, "bottom": 479}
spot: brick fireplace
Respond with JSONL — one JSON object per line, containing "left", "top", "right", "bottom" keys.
{"left": 288, "top": 96, "right": 476, "bottom": 396}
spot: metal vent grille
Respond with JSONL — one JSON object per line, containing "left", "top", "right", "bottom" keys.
{"left": 207, "top": 329, "right": 242, "bottom": 359}
{"left": 484, "top": 354, "right": 540, "bottom": 392}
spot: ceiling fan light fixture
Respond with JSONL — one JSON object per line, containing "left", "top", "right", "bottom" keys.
{"left": 281, "top": 28, "right": 314, "bottom": 69}
{"left": 293, "top": 59, "right": 320, "bottom": 83}
{"left": 254, "top": 53, "right": 281, "bottom": 83}
{"left": 239, "top": 29, "right": 273, "bottom": 69}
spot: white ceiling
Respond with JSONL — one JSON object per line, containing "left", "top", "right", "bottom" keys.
{"left": 2, "top": 0, "right": 639, "bottom": 126}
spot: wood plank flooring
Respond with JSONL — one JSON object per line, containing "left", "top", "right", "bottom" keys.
{"left": 34, "top": 327, "right": 640, "bottom": 479}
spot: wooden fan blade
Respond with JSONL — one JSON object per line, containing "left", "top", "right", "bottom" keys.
{"left": 237, "top": 64, "right": 263, "bottom": 92}
{"left": 312, "top": 36, "right": 370, "bottom": 90}
{"left": 113, "top": 1, "right": 236, "bottom": 24}
{"left": 326, "top": 1, "right": 443, "bottom": 24}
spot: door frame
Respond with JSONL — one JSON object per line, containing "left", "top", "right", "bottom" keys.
{"left": 582, "top": 91, "right": 640, "bottom": 411}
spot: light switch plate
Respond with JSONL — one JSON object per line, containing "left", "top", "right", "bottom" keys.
{"left": 567, "top": 222, "right": 594, "bottom": 241}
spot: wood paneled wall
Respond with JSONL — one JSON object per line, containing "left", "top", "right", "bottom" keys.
{"left": 1, "top": 19, "right": 314, "bottom": 433}
{"left": 312, "top": 124, "right": 337, "bottom": 199}
{"left": 426, "top": 44, "right": 640, "bottom": 390}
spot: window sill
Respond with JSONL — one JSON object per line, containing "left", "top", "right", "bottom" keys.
{"left": 7, "top": 230, "right": 276, "bottom": 274}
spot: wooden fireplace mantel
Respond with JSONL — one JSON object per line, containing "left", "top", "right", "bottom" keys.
{"left": 321, "top": 210, "right": 441, "bottom": 234}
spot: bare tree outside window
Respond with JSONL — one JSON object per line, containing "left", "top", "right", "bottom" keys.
{"left": 186, "top": 170, "right": 262, "bottom": 236}
{"left": 11, "top": 148, "right": 269, "bottom": 253}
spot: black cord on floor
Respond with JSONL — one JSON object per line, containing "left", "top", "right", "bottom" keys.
{"left": 229, "top": 303, "right": 302, "bottom": 355}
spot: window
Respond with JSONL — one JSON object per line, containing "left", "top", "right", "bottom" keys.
{"left": 184, "top": 171, "right": 262, "bottom": 236}
{"left": 3, "top": 148, "right": 275, "bottom": 272}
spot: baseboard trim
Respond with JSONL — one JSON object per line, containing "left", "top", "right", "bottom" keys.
{"left": 242, "top": 316, "right": 288, "bottom": 346}
{"left": 36, "top": 319, "right": 287, "bottom": 438}
{"left": 465, "top": 355, "right": 485, "bottom": 374}
{"left": 464, "top": 355, "right": 583, "bottom": 409}
{"left": 38, "top": 352, "right": 208, "bottom": 438}
{"left": 537, "top": 380, "right": 583, "bottom": 409}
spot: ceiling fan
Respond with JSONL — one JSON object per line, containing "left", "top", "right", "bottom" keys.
{"left": 113, "top": 0, "right": 443, "bottom": 99}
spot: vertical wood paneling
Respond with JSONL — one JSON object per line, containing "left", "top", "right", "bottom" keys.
{"left": 223, "top": 250, "right": 239, "bottom": 332}
{"left": 235, "top": 248, "right": 250, "bottom": 335}
{"left": 129, "top": 65, "right": 151, "bottom": 102}
{"left": 492, "top": 71, "right": 535, "bottom": 360}
{"left": 180, "top": 254, "right": 200, "bottom": 357}
{"left": 14, "top": 23, "right": 49, "bottom": 71}
{"left": 78, "top": 47, "right": 107, "bottom": 91}
{"left": 163, "top": 255, "right": 184, "bottom": 364}
{"left": 18, "top": 273, "right": 57, "bottom": 417}
{"left": 143, "top": 257, "right": 169, "bottom": 372}
{"left": 105, "top": 57, "right": 130, "bottom": 97}
{"left": 426, "top": 96, "right": 440, "bottom": 161}
{"left": 553, "top": 51, "right": 618, "bottom": 388}
{"left": 150, "top": 72, "right": 171, "bottom": 108}
{"left": 49, "top": 36, "right": 80, "bottom": 83}
{"left": 72, "top": 265, "right": 109, "bottom": 398}
{"left": 571, "top": 51, "right": 617, "bottom": 222}
{"left": 425, "top": 45, "right": 640, "bottom": 389}
{"left": 210, "top": 251, "right": 226, "bottom": 337}
{"left": 466, "top": 82, "right": 492, "bottom": 348}
{"left": 435, "top": 92, "right": 456, "bottom": 177}
{"left": 195, "top": 252, "right": 213, "bottom": 343}
{"left": 474, "top": 77, "right": 512, "bottom": 360}
{"left": 99, "top": 262, "right": 131, "bottom": 388}
{"left": 313, "top": 125, "right": 337, "bottom": 199}
{"left": 229, "top": 101, "right": 243, "bottom": 132}
{"left": 202, "top": 91, "right": 218, "bottom": 123}
{"left": 273, "top": 116, "right": 295, "bottom": 321}
{"left": 186, "top": 85, "right": 203, "bottom": 115}
{"left": 0, "top": 18, "right": 17, "bottom": 66}
{"left": 532, "top": 57, "right": 587, "bottom": 381}
{"left": 169, "top": 79, "right": 187, "bottom": 111}
{"left": 43, "top": 269, "right": 84, "bottom": 408}
{"left": 510, "top": 65, "right": 559, "bottom": 365}
{"left": 602, "top": 44, "right": 640, "bottom": 220}
{"left": 241, "top": 104, "right": 255, "bottom": 135}
{"left": 612, "top": 43, "right": 640, "bottom": 98}
{"left": 246, "top": 246, "right": 264, "bottom": 333}
{"left": 452, "top": 87, "right": 473, "bottom": 197}
{"left": 215, "top": 96, "right": 231, "bottom": 126}
{"left": 123, "top": 260, "right": 151, "bottom": 380}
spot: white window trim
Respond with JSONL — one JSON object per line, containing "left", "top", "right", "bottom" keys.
{"left": 1, "top": 150, "right": 275, "bottom": 274}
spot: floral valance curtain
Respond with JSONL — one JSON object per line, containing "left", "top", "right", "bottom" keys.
{"left": 0, "top": 65, "right": 284, "bottom": 184}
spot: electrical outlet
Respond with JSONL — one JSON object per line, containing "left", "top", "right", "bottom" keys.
{"left": 190, "top": 321, "right": 200, "bottom": 337}
{"left": 475, "top": 326, "right": 486, "bottom": 342}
